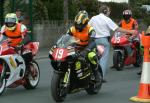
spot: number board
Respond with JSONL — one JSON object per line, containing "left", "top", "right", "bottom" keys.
{"left": 52, "top": 48, "right": 68, "bottom": 61}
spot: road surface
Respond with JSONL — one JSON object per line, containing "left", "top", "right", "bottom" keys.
{"left": 0, "top": 57, "right": 141, "bottom": 103}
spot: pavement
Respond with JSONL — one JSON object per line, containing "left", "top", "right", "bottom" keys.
{"left": 35, "top": 47, "right": 50, "bottom": 60}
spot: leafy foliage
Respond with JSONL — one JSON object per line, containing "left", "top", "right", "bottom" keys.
{"left": 102, "top": 2, "right": 128, "bottom": 20}
{"left": 74, "top": 0, "right": 99, "bottom": 18}
{"left": 2, "top": 0, "right": 150, "bottom": 26}
{"left": 129, "top": 0, "right": 150, "bottom": 26}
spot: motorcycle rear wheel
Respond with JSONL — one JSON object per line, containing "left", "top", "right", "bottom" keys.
{"left": 85, "top": 70, "right": 103, "bottom": 95}
{"left": 51, "top": 72, "right": 67, "bottom": 102}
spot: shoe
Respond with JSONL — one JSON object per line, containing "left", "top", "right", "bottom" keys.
{"left": 137, "top": 71, "right": 142, "bottom": 75}
{"left": 110, "top": 65, "right": 115, "bottom": 69}
{"left": 102, "top": 79, "right": 107, "bottom": 83}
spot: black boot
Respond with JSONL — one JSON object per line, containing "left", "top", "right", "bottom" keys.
{"left": 137, "top": 71, "right": 142, "bottom": 75}
{"left": 91, "top": 64, "right": 101, "bottom": 82}
{"left": 110, "top": 65, "right": 115, "bottom": 69}
{"left": 102, "top": 79, "right": 107, "bottom": 83}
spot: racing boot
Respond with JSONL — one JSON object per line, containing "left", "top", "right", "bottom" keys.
{"left": 137, "top": 71, "right": 142, "bottom": 75}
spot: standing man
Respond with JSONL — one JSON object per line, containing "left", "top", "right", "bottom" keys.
{"left": 15, "top": 9, "right": 24, "bottom": 23}
{"left": 88, "top": 5, "right": 137, "bottom": 82}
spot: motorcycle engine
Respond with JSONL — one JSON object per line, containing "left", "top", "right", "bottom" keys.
{"left": 74, "top": 58, "right": 91, "bottom": 87}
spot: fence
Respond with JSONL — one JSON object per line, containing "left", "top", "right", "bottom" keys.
{"left": 33, "top": 19, "right": 148, "bottom": 48}
{"left": 33, "top": 20, "right": 73, "bottom": 48}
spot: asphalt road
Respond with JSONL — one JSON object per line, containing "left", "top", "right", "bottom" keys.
{"left": 0, "top": 57, "right": 141, "bottom": 103}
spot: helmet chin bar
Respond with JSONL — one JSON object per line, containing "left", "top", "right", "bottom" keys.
{"left": 6, "top": 25, "right": 16, "bottom": 31}
{"left": 75, "top": 22, "right": 87, "bottom": 32}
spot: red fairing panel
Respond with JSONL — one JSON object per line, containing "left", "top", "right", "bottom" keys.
{"left": 111, "top": 35, "right": 130, "bottom": 46}
{"left": 24, "top": 42, "right": 39, "bottom": 56}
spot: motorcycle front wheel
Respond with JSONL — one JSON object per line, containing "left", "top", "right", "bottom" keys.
{"left": 133, "top": 51, "right": 142, "bottom": 67}
{"left": 113, "top": 51, "right": 124, "bottom": 71}
{"left": 51, "top": 72, "right": 67, "bottom": 102}
{"left": 0, "top": 63, "right": 6, "bottom": 95}
{"left": 23, "top": 60, "right": 40, "bottom": 89}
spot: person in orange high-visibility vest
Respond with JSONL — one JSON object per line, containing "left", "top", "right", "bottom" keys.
{"left": 120, "top": 9, "right": 140, "bottom": 52}
{"left": 119, "top": 10, "right": 142, "bottom": 73}
{"left": 67, "top": 10, "right": 100, "bottom": 82}
{"left": 119, "top": 10, "right": 138, "bottom": 31}
{"left": 0, "top": 13, "right": 30, "bottom": 47}
{"left": 111, "top": 10, "right": 141, "bottom": 69}
{"left": 67, "top": 11, "right": 95, "bottom": 47}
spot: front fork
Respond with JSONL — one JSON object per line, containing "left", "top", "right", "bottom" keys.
{"left": 63, "top": 68, "right": 70, "bottom": 87}
{"left": 0, "top": 63, "right": 6, "bottom": 81}
{"left": 0, "top": 64, "right": 3, "bottom": 73}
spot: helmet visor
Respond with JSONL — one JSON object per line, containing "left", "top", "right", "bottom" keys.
{"left": 5, "top": 18, "right": 16, "bottom": 23}
{"left": 123, "top": 14, "right": 131, "bottom": 20}
{"left": 75, "top": 23, "right": 83, "bottom": 30}
{"left": 5, "top": 22, "right": 16, "bottom": 27}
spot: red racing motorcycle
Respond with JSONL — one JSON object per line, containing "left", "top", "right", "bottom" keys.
{"left": 49, "top": 34, "right": 103, "bottom": 102}
{"left": 0, "top": 36, "right": 40, "bottom": 95}
{"left": 111, "top": 32, "right": 142, "bottom": 71}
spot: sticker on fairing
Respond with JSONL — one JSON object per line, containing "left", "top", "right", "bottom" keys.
{"left": 9, "top": 56, "right": 17, "bottom": 68}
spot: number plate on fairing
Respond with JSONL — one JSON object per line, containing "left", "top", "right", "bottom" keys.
{"left": 52, "top": 48, "right": 68, "bottom": 61}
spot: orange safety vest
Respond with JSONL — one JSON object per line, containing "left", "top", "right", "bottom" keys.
{"left": 4, "top": 23, "right": 23, "bottom": 46}
{"left": 70, "top": 25, "right": 92, "bottom": 46}
{"left": 121, "top": 18, "right": 135, "bottom": 30}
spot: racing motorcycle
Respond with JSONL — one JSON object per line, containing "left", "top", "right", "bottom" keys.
{"left": 49, "top": 34, "right": 103, "bottom": 102}
{"left": 111, "top": 32, "right": 142, "bottom": 71}
{"left": 0, "top": 36, "right": 40, "bottom": 95}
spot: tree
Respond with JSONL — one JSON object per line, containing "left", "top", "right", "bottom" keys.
{"left": 74, "top": 0, "right": 99, "bottom": 18}
{"left": 3, "top": 0, "right": 49, "bottom": 22}
{"left": 129, "top": 0, "right": 150, "bottom": 26}
{"left": 63, "top": 0, "right": 68, "bottom": 29}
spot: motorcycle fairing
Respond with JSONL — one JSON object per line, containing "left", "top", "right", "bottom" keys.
{"left": 24, "top": 42, "right": 39, "bottom": 56}
{"left": 0, "top": 54, "right": 25, "bottom": 86}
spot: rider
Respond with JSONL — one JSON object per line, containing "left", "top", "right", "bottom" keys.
{"left": 119, "top": 10, "right": 138, "bottom": 31}
{"left": 119, "top": 9, "right": 140, "bottom": 52}
{"left": 67, "top": 10, "right": 100, "bottom": 81}
{"left": 0, "top": 13, "right": 29, "bottom": 47}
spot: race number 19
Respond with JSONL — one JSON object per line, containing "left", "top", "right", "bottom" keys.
{"left": 55, "top": 49, "right": 64, "bottom": 59}
{"left": 53, "top": 48, "right": 68, "bottom": 60}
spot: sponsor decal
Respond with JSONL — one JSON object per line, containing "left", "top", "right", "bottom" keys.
{"left": 9, "top": 56, "right": 17, "bottom": 68}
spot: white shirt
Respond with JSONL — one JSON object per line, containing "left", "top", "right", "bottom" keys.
{"left": 88, "top": 13, "right": 118, "bottom": 38}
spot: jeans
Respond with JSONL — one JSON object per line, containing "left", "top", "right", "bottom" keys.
{"left": 95, "top": 37, "right": 110, "bottom": 77}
